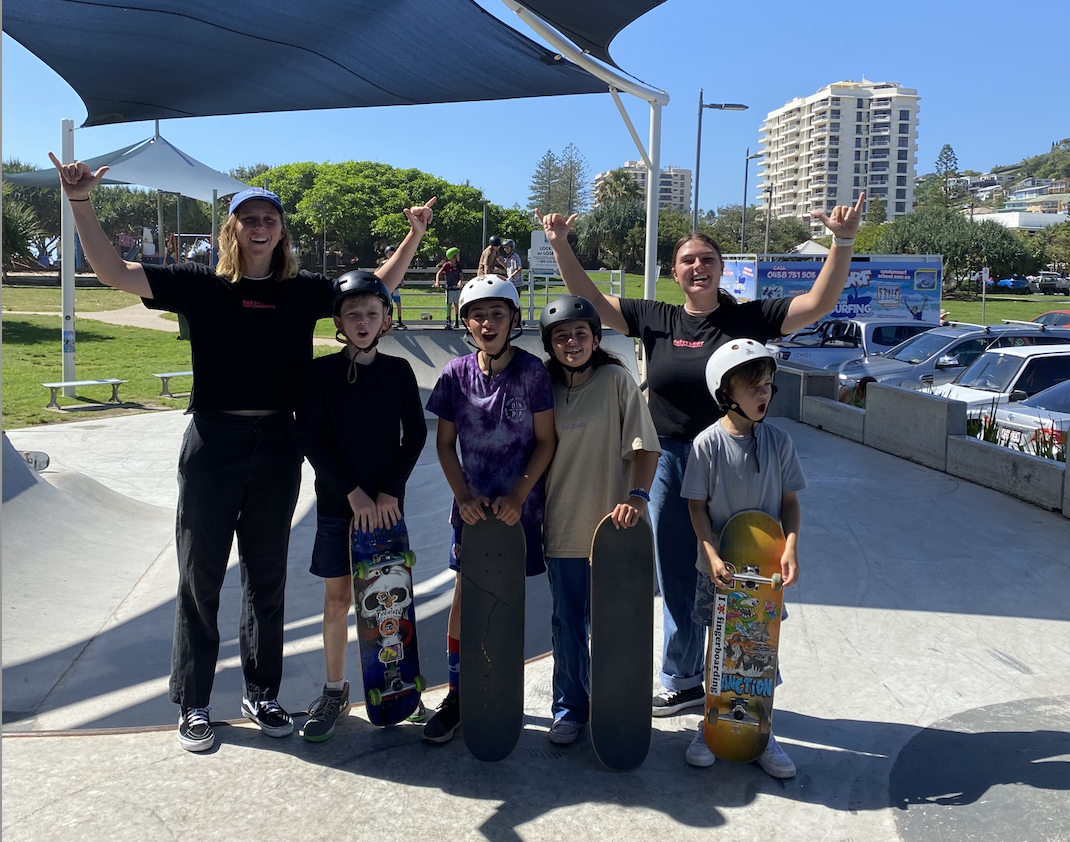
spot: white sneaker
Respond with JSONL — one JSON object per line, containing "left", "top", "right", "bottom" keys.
{"left": 685, "top": 720, "right": 716, "bottom": 768}
{"left": 756, "top": 734, "right": 796, "bottom": 778}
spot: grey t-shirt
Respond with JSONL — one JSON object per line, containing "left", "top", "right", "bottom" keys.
{"left": 680, "top": 420, "right": 806, "bottom": 572}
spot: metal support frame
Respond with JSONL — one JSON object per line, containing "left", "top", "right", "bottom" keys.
{"left": 502, "top": 0, "right": 669, "bottom": 301}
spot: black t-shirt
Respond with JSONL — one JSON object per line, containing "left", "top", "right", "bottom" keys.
{"left": 296, "top": 351, "right": 427, "bottom": 519}
{"left": 142, "top": 263, "right": 334, "bottom": 412}
{"left": 619, "top": 297, "right": 792, "bottom": 441}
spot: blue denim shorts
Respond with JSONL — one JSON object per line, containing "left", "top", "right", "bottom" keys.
{"left": 449, "top": 521, "right": 546, "bottom": 577}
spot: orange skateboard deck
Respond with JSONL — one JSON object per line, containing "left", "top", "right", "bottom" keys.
{"left": 703, "top": 510, "right": 784, "bottom": 763}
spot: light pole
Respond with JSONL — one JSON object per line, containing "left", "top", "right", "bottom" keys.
{"left": 764, "top": 184, "right": 774, "bottom": 254}
{"left": 481, "top": 200, "right": 490, "bottom": 249}
{"left": 316, "top": 204, "right": 328, "bottom": 275}
{"left": 693, "top": 90, "right": 748, "bottom": 231}
{"left": 741, "top": 148, "right": 764, "bottom": 253}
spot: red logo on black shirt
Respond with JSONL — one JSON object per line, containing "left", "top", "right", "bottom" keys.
{"left": 243, "top": 300, "right": 275, "bottom": 309}
{"left": 673, "top": 339, "right": 705, "bottom": 348}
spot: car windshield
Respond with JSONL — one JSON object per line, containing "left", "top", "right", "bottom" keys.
{"left": 887, "top": 331, "right": 956, "bottom": 364}
{"left": 1021, "top": 379, "right": 1070, "bottom": 413}
{"left": 954, "top": 353, "right": 1023, "bottom": 392}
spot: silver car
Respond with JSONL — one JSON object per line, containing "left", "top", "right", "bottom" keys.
{"left": 993, "top": 378, "right": 1070, "bottom": 459}
{"left": 835, "top": 323, "right": 1070, "bottom": 390}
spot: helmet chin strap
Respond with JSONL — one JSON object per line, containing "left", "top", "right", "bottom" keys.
{"left": 719, "top": 384, "right": 778, "bottom": 473}
{"left": 559, "top": 357, "right": 595, "bottom": 404}
{"left": 340, "top": 328, "right": 386, "bottom": 384}
{"left": 463, "top": 316, "right": 523, "bottom": 379}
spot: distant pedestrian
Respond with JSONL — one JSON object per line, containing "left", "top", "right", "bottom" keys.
{"left": 434, "top": 247, "right": 464, "bottom": 328}
{"left": 477, "top": 235, "right": 505, "bottom": 277}
{"left": 501, "top": 239, "right": 523, "bottom": 290}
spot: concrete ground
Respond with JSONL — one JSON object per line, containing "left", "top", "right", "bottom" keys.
{"left": 3, "top": 402, "right": 1069, "bottom": 841}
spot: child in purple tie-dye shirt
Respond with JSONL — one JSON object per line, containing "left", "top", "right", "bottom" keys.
{"left": 423, "top": 276, "right": 556, "bottom": 744}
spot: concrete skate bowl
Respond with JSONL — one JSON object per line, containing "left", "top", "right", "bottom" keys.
{"left": 2, "top": 435, "right": 174, "bottom": 729}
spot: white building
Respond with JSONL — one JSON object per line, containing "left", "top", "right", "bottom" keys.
{"left": 758, "top": 80, "right": 920, "bottom": 236}
{"left": 592, "top": 161, "right": 692, "bottom": 215}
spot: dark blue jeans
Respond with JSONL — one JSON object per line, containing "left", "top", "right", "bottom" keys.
{"left": 648, "top": 437, "right": 705, "bottom": 692}
{"left": 169, "top": 411, "right": 302, "bottom": 708}
{"left": 545, "top": 557, "right": 591, "bottom": 723}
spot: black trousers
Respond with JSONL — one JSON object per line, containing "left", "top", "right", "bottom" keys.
{"left": 169, "top": 411, "right": 302, "bottom": 708}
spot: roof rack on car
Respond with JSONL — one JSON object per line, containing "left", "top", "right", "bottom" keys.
{"left": 944, "top": 321, "right": 989, "bottom": 331}
{"left": 1001, "top": 319, "right": 1046, "bottom": 330}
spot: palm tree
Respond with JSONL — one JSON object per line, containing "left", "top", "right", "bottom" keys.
{"left": 594, "top": 169, "right": 643, "bottom": 206}
{"left": 2, "top": 182, "right": 44, "bottom": 280}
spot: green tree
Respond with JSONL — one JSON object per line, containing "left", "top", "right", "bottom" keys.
{"left": 2, "top": 181, "right": 44, "bottom": 277}
{"left": 594, "top": 168, "right": 643, "bottom": 206}
{"left": 576, "top": 199, "right": 645, "bottom": 270}
{"left": 528, "top": 150, "right": 560, "bottom": 213}
{"left": 3, "top": 158, "right": 60, "bottom": 260}
{"left": 934, "top": 144, "right": 966, "bottom": 206}
{"left": 229, "top": 163, "right": 273, "bottom": 186}
{"left": 865, "top": 194, "right": 887, "bottom": 225}
{"left": 556, "top": 143, "right": 590, "bottom": 215}
{"left": 1041, "top": 220, "right": 1070, "bottom": 271}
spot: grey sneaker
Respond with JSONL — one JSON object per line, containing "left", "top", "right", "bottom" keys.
{"left": 421, "top": 690, "right": 460, "bottom": 743}
{"left": 177, "top": 706, "right": 214, "bottom": 752}
{"left": 756, "top": 734, "right": 796, "bottom": 778}
{"left": 241, "top": 698, "right": 294, "bottom": 738}
{"left": 548, "top": 718, "right": 584, "bottom": 745}
{"left": 301, "top": 683, "right": 350, "bottom": 742}
{"left": 685, "top": 720, "right": 715, "bottom": 768}
{"left": 652, "top": 685, "right": 704, "bottom": 717}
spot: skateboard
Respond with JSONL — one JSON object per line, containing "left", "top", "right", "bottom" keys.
{"left": 22, "top": 450, "right": 50, "bottom": 471}
{"left": 459, "top": 509, "right": 527, "bottom": 762}
{"left": 703, "top": 510, "right": 785, "bottom": 763}
{"left": 589, "top": 513, "right": 655, "bottom": 772}
{"left": 350, "top": 517, "right": 425, "bottom": 726}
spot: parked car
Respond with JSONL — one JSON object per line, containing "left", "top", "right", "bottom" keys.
{"left": 932, "top": 345, "right": 1070, "bottom": 416}
{"left": 769, "top": 317, "right": 935, "bottom": 369}
{"left": 989, "top": 276, "right": 1032, "bottom": 294}
{"left": 835, "top": 323, "right": 1070, "bottom": 391}
{"left": 1033, "top": 310, "right": 1070, "bottom": 327}
{"left": 991, "top": 378, "right": 1070, "bottom": 459}
{"left": 1036, "top": 271, "right": 1070, "bottom": 296}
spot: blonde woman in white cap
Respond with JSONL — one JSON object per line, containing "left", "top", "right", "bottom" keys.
{"left": 49, "top": 151, "right": 434, "bottom": 752}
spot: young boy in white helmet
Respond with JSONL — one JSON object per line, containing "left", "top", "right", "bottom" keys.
{"left": 422, "top": 275, "right": 556, "bottom": 743}
{"left": 679, "top": 339, "right": 805, "bottom": 777}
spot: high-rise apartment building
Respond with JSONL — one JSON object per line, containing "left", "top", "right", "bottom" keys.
{"left": 758, "top": 80, "right": 920, "bottom": 236}
{"left": 592, "top": 161, "right": 693, "bottom": 215}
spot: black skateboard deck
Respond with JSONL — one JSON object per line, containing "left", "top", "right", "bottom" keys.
{"left": 589, "top": 513, "right": 655, "bottom": 771}
{"left": 459, "top": 510, "right": 527, "bottom": 762}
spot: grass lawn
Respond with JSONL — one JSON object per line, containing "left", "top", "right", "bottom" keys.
{"left": 939, "top": 295, "right": 1067, "bottom": 326}
{"left": 2, "top": 285, "right": 143, "bottom": 312}
{"left": 2, "top": 315, "right": 192, "bottom": 429}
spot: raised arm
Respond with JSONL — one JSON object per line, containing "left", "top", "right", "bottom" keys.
{"left": 49, "top": 152, "right": 152, "bottom": 298}
{"left": 377, "top": 197, "right": 436, "bottom": 293}
{"left": 538, "top": 210, "right": 629, "bottom": 335}
{"left": 780, "top": 193, "right": 865, "bottom": 335}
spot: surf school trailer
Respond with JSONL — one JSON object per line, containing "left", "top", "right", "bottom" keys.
{"left": 720, "top": 254, "right": 943, "bottom": 324}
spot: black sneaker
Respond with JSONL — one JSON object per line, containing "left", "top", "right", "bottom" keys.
{"left": 241, "top": 698, "right": 294, "bottom": 737}
{"left": 421, "top": 690, "right": 460, "bottom": 743}
{"left": 178, "top": 706, "right": 214, "bottom": 752}
{"left": 651, "top": 685, "right": 704, "bottom": 717}
{"left": 300, "top": 683, "right": 350, "bottom": 742}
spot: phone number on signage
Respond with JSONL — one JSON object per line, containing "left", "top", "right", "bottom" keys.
{"left": 765, "top": 271, "right": 818, "bottom": 280}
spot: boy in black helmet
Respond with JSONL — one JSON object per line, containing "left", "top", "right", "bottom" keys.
{"left": 295, "top": 270, "right": 427, "bottom": 741}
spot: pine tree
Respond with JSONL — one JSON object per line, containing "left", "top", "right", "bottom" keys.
{"left": 528, "top": 150, "right": 560, "bottom": 213}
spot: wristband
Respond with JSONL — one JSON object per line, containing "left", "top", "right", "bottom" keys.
{"left": 69, "top": 198, "right": 91, "bottom": 202}
{"left": 833, "top": 236, "right": 855, "bottom": 247}
{"left": 628, "top": 487, "right": 651, "bottom": 503}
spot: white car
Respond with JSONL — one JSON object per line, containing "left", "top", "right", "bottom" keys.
{"left": 992, "top": 378, "right": 1070, "bottom": 459}
{"left": 932, "top": 344, "right": 1070, "bottom": 416}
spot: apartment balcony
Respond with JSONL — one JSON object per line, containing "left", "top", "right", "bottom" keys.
{"left": 874, "top": 99, "right": 891, "bottom": 108}
{"left": 872, "top": 126, "right": 891, "bottom": 136}
{"left": 873, "top": 111, "right": 891, "bottom": 121}
{"left": 872, "top": 138, "right": 891, "bottom": 147}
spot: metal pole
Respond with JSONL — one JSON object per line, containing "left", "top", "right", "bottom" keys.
{"left": 60, "top": 119, "right": 76, "bottom": 394}
{"left": 693, "top": 89, "right": 704, "bottom": 231}
{"left": 211, "top": 189, "right": 218, "bottom": 267}
{"left": 741, "top": 148, "right": 750, "bottom": 253}
{"left": 764, "top": 185, "right": 773, "bottom": 254}
{"left": 481, "top": 201, "right": 489, "bottom": 249}
{"left": 176, "top": 194, "right": 182, "bottom": 264}
{"left": 644, "top": 100, "right": 662, "bottom": 301}
{"left": 322, "top": 206, "right": 327, "bottom": 276}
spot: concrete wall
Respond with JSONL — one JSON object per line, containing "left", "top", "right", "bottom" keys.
{"left": 862, "top": 384, "right": 967, "bottom": 472}
{"left": 770, "top": 364, "right": 838, "bottom": 421}
{"left": 946, "top": 436, "right": 1066, "bottom": 511}
{"left": 801, "top": 396, "right": 865, "bottom": 443}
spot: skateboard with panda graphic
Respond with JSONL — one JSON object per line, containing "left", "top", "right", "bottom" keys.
{"left": 703, "top": 510, "right": 785, "bottom": 763}
{"left": 350, "top": 517, "right": 425, "bottom": 726}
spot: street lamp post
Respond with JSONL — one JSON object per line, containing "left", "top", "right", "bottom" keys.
{"left": 741, "top": 148, "right": 764, "bottom": 253}
{"left": 764, "top": 184, "right": 774, "bottom": 254}
{"left": 693, "top": 90, "right": 748, "bottom": 231}
{"left": 481, "top": 200, "right": 490, "bottom": 249}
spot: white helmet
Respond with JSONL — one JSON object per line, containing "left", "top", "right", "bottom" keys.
{"left": 458, "top": 275, "right": 521, "bottom": 319}
{"left": 705, "top": 339, "right": 777, "bottom": 409}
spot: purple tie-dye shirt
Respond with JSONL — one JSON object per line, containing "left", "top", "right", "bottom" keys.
{"left": 426, "top": 349, "right": 554, "bottom": 529}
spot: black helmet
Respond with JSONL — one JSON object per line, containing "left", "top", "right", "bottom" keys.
{"left": 332, "top": 270, "right": 393, "bottom": 317}
{"left": 488, "top": 235, "right": 502, "bottom": 247}
{"left": 539, "top": 295, "right": 601, "bottom": 353}
{"left": 384, "top": 244, "right": 397, "bottom": 255}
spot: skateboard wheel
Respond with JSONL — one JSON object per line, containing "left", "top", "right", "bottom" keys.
{"left": 414, "top": 674, "right": 426, "bottom": 692}
{"left": 367, "top": 688, "right": 382, "bottom": 707}
{"left": 354, "top": 561, "right": 371, "bottom": 580}
{"left": 770, "top": 573, "right": 783, "bottom": 591}
{"left": 401, "top": 551, "right": 417, "bottom": 569}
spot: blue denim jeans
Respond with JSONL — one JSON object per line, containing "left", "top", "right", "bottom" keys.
{"left": 545, "top": 557, "right": 591, "bottom": 723}
{"left": 649, "top": 437, "right": 705, "bottom": 692}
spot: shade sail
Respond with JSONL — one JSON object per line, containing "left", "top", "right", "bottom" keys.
{"left": 4, "top": 135, "right": 252, "bottom": 203}
{"left": 518, "top": 0, "right": 666, "bottom": 67}
{"left": 2, "top": 0, "right": 619, "bottom": 127}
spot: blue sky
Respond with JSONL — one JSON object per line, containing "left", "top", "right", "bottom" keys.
{"left": 3, "top": 0, "right": 1068, "bottom": 217}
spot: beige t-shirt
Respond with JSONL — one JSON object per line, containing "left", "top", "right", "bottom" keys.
{"left": 544, "top": 364, "right": 662, "bottom": 558}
